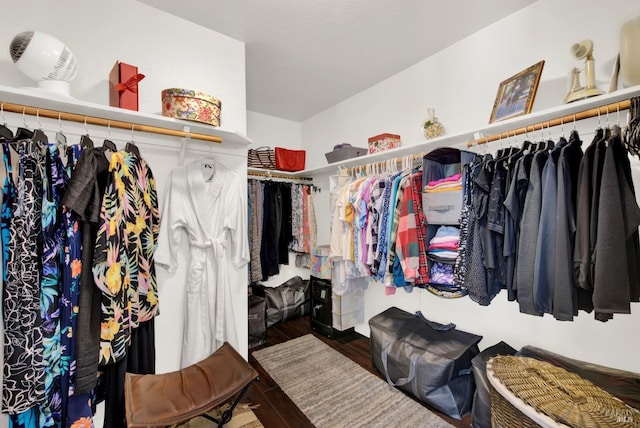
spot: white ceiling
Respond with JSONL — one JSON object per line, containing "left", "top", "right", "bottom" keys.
{"left": 140, "top": 0, "right": 537, "bottom": 122}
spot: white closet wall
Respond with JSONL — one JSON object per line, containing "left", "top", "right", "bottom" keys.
{"left": 0, "top": 0, "right": 247, "bottom": 135}
{"left": 0, "top": 0, "right": 250, "bottom": 379}
{"left": 298, "top": 0, "right": 640, "bottom": 373}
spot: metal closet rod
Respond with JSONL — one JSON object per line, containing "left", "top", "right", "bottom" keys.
{"left": 0, "top": 101, "right": 222, "bottom": 144}
{"left": 247, "top": 170, "right": 313, "bottom": 181}
{"left": 468, "top": 99, "right": 631, "bottom": 147}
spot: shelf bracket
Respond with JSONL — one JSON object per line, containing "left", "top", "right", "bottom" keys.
{"left": 179, "top": 125, "right": 190, "bottom": 166}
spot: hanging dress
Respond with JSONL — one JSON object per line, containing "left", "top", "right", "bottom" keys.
{"left": 0, "top": 142, "right": 17, "bottom": 428}
{"left": 38, "top": 144, "right": 67, "bottom": 427}
{"left": 60, "top": 144, "right": 94, "bottom": 427}
{"left": 3, "top": 140, "right": 46, "bottom": 416}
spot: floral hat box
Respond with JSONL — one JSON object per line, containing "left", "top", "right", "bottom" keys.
{"left": 161, "top": 88, "right": 221, "bottom": 127}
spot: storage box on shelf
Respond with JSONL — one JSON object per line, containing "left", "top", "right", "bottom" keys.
{"left": 109, "top": 61, "right": 144, "bottom": 111}
{"left": 325, "top": 144, "right": 368, "bottom": 164}
{"left": 162, "top": 88, "right": 222, "bottom": 127}
{"left": 368, "top": 133, "right": 401, "bottom": 154}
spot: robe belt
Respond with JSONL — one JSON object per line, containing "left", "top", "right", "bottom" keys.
{"left": 189, "top": 238, "right": 227, "bottom": 345}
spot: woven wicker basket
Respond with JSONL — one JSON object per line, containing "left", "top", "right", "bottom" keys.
{"left": 487, "top": 356, "right": 640, "bottom": 428}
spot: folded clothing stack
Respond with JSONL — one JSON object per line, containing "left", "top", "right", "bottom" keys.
{"left": 428, "top": 225, "right": 459, "bottom": 265}
{"left": 424, "top": 173, "right": 462, "bottom": 193}
{"left": 427, "top": 225, "right": 466, "bottom": 298}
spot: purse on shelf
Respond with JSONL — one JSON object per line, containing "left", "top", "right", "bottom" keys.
{"left": 275, "top": 147, "right": 306, "bottom": 172}
{"left": 248, "top": 146, "right": 276, "bottom": 169}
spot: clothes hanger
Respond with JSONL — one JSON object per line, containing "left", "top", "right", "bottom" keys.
{"left": 102, "top": 120, "right": 118, "bottom": 153}
{"left": 14, "top": 107, "right": 34, "bottom": 140}
{"left": 125, "top": 124, "right": 141, "bottom": 157}
{"left": 31, "top": 109, "right": 49, "bottom": 146}
{"left": 80, "top": 117, "right": 94, "bottom": 148}
{"left": 0, "top": 103, "right": 13, "bottom": 139}
{"left": 55, "top": 112, "right": 67, "bottom": 153}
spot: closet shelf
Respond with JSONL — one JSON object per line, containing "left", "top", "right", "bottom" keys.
{"left": 298, "top": 84, "right": 640, "bottom": 177}
{"left": 247, "top": 167, "right": 312, "bottom": 180}
{"left": 0, "top": 85, "right": 252, "bottom": 146}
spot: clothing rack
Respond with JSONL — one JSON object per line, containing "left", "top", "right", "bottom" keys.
{"left": 0, "top": 100, "right": 223, "bottom": 144}
{"left": 345, "top": 153, "right": 425, "bottom": 176}
{"left": 467, "top": 99, "right": 631, "bottom": 147}
{"left": 247, "top": 169, "right": 313, "bottom": 182}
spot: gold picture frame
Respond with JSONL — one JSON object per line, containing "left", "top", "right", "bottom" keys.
{"left": 489, "top": 60, "right": 545, "bottom": 123}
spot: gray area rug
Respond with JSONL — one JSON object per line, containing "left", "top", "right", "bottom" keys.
{"left": 252, "top": 334, "right": 454, "bottom": 428}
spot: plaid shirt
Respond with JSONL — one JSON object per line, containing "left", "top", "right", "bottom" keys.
{"left": 367, "top": 178, "right": 387, "bottom": 267}
{"left": 396, "top": 172, "right": 429, "bottom": 284}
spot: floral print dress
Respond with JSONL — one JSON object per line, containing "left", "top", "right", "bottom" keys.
{"left": 60, "top": 144, "right": 94, "bottom": 428}
{"left": 92, "top": 150, "right": 159, "bottom": 366}
{"left": 38, "top": 145, "right": 68, "bottom": 427}
{"left": 4, "top": 140, "right": 46, "bottom": 423}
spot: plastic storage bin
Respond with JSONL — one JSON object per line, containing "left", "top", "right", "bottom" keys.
{"left": 311, "top": 245, "right": 332, "bottom": 280}
{"left": 325, "top": 145, "right": 368, "bottom": 163}
{"left": 422, "top": 188, "right": 463, "bottom": 225}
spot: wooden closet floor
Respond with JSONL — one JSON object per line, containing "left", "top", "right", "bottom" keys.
{"left": 247, "top": 316, "right": 472, "bottom": 428}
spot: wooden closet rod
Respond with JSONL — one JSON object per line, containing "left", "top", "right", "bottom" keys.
{"left": 0, "top": 101, "right": 222, "bottom": 144}
{"left": 346, "top": 153, "right": 424, "bottom": 176}
{"left": 467, "top": 99, "right": 631, "bottom": 147}
{"left": 247, "top": 170, "right": 313, "bottom": 181}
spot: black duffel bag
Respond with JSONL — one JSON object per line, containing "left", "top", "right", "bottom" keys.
{"left": 251, "top": 276, "right": 310, "bottom": 328}
{"left": 369, "top": 306, "right": 482, "bottom": 419}
{"left": 248, "top": 294, "right": 267, "bottom": 349}
{"left": 470, "top": 341, "right": 517, "bottom": 428}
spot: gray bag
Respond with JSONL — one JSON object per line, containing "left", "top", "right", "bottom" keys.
{"left": 369, "top": 306, "right": 482, "bottom": 420}
{"left": 252, "top": 276, "right": 310, "bottom": 328}
{"left": 248, "top": 294, "right": 267, "bottom": 349}
{"left": 470, "top": 341, "right": 517, "bottom": 428}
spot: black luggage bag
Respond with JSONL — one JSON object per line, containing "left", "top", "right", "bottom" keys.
{"left": 369, "top": 306, "right": 482, "bottom": 419}
{"left": 248, "top": 294, "right": 267, "bottom": 349}
{"left": 251, "top": 276, "right": 310, "bottom": 328}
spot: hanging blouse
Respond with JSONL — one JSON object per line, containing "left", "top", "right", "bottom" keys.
{"left": 92, "top": 151, "right": 160, "bottom": 366}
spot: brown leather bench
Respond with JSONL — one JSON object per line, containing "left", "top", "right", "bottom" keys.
{"left": 125, "top": 342, "right": 260, "bottom": 427}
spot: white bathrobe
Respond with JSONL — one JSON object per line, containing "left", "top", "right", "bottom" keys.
{"left": 156, "top": 159, "right": 249, "bottom": 368}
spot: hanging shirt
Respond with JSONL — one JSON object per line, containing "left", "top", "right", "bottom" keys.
{"left": 92, "top": 150, "right": 160, "bottom": 366}
{"left": 515, "top": 150, "right": 547, "bottom": 316}
{"left": 532, "top": 138, "right": 567, "bottom": 315}
{"left": 593, "top": 135, "right": 640, "bottom": 315}
{"left": 553, "top": 131, "right": 583, "bottom": 321}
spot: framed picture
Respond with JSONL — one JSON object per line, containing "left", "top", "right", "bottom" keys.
{"left": 489, "top": 60, "right": 545, "bottom": 123}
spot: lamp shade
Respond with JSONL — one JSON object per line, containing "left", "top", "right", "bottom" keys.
{"left": 9, "top": 31, "right": 77, "bottom": 84}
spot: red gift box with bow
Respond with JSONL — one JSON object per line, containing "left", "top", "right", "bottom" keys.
{"left": 109, "top": 61, "right": 145, "bottom": 111}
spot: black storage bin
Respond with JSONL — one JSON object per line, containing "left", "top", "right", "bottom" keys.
{"left": 310, "top": 276, "right": 354, "bottom": 339}
{"left": 251, "top": 276, "right": 310, "bottom": 328}
{"left": 248, "top": 295, "right": 267, "bottom": 349}
{"left": 369, "top": 306, "right": 482, "bottom": 419}
{"left": 470, "top": 341, "right": 517, "bottom": 428}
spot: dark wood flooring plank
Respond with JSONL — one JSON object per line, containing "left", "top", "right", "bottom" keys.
{"left": 261, "top": 387, "right": 313, "bottom": 428}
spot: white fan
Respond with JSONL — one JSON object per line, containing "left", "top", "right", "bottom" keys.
{"left": 9, "top": 31, "right": 78, "bottom": 97}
